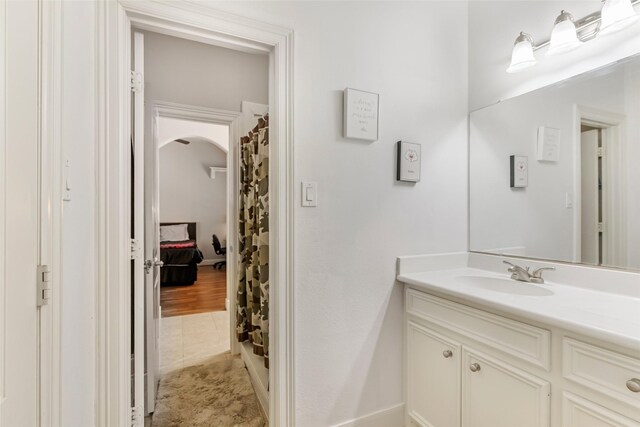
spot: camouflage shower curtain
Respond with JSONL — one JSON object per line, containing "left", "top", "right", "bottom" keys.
{"left": 236, "top": 115, "right": 270, "bottom": 369}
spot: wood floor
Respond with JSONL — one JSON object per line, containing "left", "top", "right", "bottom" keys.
{"left": 160, "top": 266, "right": 227, "bottom": 317}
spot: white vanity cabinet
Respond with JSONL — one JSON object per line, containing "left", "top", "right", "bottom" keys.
{"left": 406, "top": 289, "right": 551, "bottom": 427}
{"left": 407, "top": 319, "right": 550, "bottom": 427}
{"left": 404, "top": 287, "right": 640, "bottom": 427}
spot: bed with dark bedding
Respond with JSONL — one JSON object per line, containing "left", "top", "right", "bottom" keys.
{"left": 160, "top": 222, "right": 203, "bottom": 286}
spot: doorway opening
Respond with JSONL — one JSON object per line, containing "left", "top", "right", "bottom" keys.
{"left": 580, "top": 125, "right": 605, "bottom": 265}
{"left": 575, "top": 105, "right": 627, "bottom": 268}
{"left": 156, "top": 121, "right": 231, "bottom": 362}
{"left": 133, "top": 28, "right": 271, "bottom": 425}
{"left": 96, "top": 3, "right": 294, "bottom": 425}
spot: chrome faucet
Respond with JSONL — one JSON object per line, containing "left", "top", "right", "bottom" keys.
{"left": 503, "top": 261, "right": 555, "bottom": 284}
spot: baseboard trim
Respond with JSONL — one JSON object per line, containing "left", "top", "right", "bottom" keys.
{"left": 331, "top": 403, "right": 405, "bottom": 427}
{"left": 240, "top": 342, "right": 269, "bottom": 419}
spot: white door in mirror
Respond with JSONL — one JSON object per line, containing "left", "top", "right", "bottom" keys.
{"left": 301, "top": 182, "right": 317, "bottom": 207}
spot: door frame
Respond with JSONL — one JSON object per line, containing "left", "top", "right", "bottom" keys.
{"left": 1, "top": 0, "right": 62, "bottom": 424}
{"left": 153, "top": 100, "right": 242, "bottom": 357}
{"left": 572, "top": 105, "right": 626, "bottom": 266}
{"left": 95, "top": 1, "right": 295, "bottom": 426}
{"left": 39, "top": 0, "right": 63, "bottom": 425}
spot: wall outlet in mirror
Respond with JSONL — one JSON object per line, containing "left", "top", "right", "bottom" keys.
{"left": 510, "top": 155, "right": 528, "bottom": 188}
{"left": 537, "top": 126, "right": 560, "bottom": 162}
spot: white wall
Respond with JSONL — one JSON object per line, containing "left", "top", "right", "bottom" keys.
{"left": 142, "top": 30, "right": 269, "bottom": 111}
{"left": 143, "top": 29, "right": 267, "bottom": 264}
{"left": 203, "top": 2, "right": 469, "bottom": 425}
{"left": 159, "top": 140, "right": 228, "bottom": 260}
{"left": 469, "top": 1, "right": 640, "bottom": 111}
{"left": 60, "top": 1, "right": 95, "bottom": 426}
{"left": 157, "top": 117, "right": 229, "bottom": 151}
{"left": 470, "top": 68, "right": 627, "bottom": 263}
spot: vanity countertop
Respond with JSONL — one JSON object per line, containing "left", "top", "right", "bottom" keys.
{"left": 398, "top": 264, "right": 640, "bottom": 351}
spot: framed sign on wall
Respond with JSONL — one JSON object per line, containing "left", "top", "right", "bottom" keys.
{"left": 510, "top": 155, "right": 528, "bottom": 188}
{"left": 343, "top": 88, "right": 379, "bottom": 141}
{"left": 397, "top": 141, "right": 421, "bottom": 182}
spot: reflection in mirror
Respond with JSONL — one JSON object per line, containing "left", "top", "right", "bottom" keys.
{"left": 470, "top": 55, "right": 640, "bottom": 270}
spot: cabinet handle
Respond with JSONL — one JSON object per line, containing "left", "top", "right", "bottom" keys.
{"left": 627, "top": 378, "right": 640, "bottom": 393}
{"left": 442, "top": 350, "right": 453, "bottom": 358}
{"left": 469, "top": 363, "right": 481, "bottom": 372}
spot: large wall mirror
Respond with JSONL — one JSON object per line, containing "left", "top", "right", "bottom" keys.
{"left": 470, "top": 54, "right": 640, "bottom": 270}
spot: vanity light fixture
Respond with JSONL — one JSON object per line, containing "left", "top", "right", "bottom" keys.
{"left": 507, "top": 32, "right": 537, "bottom": 73}
{"left": 547, "top": 10, "right": 582, "bottom": 56}
{"left": 506, "top": 0, "right": 639, "bottom": 72}
{"left": 601, "top": 0, "right": 640, "bottom": 35}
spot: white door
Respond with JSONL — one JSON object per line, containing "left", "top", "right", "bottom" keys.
{"left": 1, "top": 0, "right": 40, "bottom": 424}
{"left": 406, "top": 321, "right": 461, "bottom": 427}
{"left": 462, "top": 349, "right": 550, "bottom": 427}
{"left": 132, "top": 31, "right": 146, "bottom": 426}
{"left": 581, "top": 129, "right": 600, "bottom": 265}
{"left": 141, "top": 35, "right": 162, "bottom": 414}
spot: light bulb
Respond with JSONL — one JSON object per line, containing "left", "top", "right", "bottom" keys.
{"left": 547, "top": 10, "right": 582, "bottom": 56}
{"left": 507, "top": 32, "right": 537, "bottom": 73}
{"left": 600, "top": 0, "right": 639, "bottom": 35}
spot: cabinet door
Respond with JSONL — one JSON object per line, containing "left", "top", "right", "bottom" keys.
{"left": 462, "top": 349, "right": 550, "bottom": 427}
{"left": 562, "top": 392, "right": 640, "bottom": 427}
{"left": 407, "top": 321, "right": 461, "bottom": 427}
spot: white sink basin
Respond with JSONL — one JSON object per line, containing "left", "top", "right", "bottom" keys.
{"left": 455, "top": 275, "right": 554, "bottom": 296}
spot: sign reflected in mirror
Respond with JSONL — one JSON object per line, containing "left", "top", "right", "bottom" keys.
{"left": 469, "top": 55, "right": 640, "bottom": 270}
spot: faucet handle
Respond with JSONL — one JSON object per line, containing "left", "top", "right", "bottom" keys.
{"left": 532, "top": 266, "right": 555, "bottom": 278}
{"left": 503, "top": 260, "right": 529, "bottom": 271}
{"left": 502, "top": 260, "right": 517, "bottom": 272}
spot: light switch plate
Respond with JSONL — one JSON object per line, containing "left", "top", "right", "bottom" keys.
{"left": 63, "top": 157, "right": 71, "bottom": 201}
{"left": 301, "top": 182, "right": 317, "bottom": 207}
{"left": 565, "top": 192, "right": 573, "bottom": 209}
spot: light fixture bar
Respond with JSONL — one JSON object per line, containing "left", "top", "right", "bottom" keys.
{"left": 531, "top": 0, "right": 640, "bottom": 51}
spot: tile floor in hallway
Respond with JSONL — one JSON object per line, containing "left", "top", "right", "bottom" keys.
{"left": 159, "top": 310, "right": 231, "bottom": 376}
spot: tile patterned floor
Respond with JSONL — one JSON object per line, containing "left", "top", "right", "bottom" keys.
{"left": 159, "top": 310, "right": 231, "bottom": 376}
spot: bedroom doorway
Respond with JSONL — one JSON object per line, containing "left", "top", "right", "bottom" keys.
{"left": 153, "top": 117, "right": 232, "bottom": 378}
{"left": 134, "top": 28, "right": 271, "bottom": 424}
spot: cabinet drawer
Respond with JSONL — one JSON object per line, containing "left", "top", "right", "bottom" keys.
{"left": 563, "top": 338, "right": 640, "bottom": 407}
{"left": 406, "top": 288, "right": 550, "bottom": 370}
{"left": 562, "top": 392, "right": 640, "bottom": 427}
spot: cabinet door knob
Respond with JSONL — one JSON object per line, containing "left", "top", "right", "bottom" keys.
{"left": 469, "top": 363, "right": 481, "bottom": 372}
{"left": 627, "top": 378, "right": 640, "bottom": 393}
{"left": 442, "top": 350, "right": 453, "bottom": 358}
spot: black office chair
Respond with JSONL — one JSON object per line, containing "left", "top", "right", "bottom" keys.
{"left": 212, "top": 234, "right": 226, "bottom": 270}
